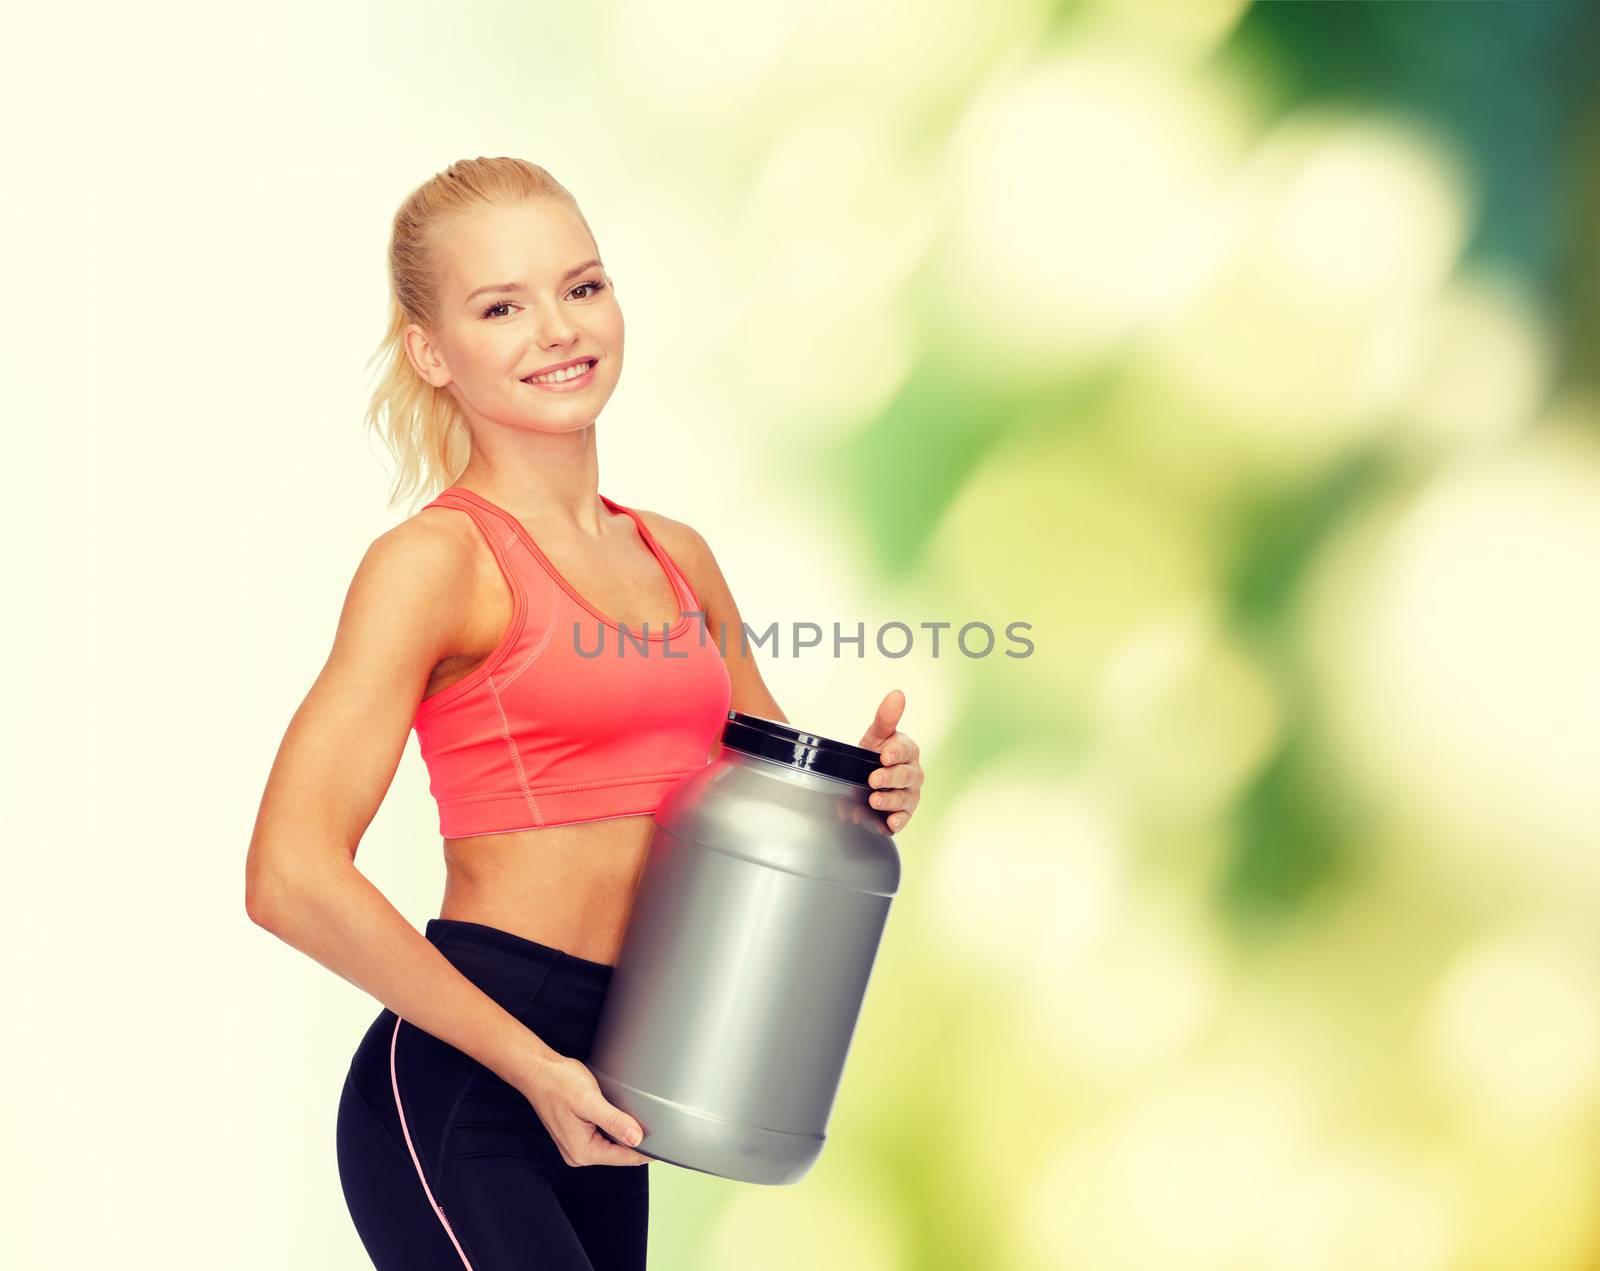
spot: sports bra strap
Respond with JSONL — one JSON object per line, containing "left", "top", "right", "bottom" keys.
{"left": 427, "top": 489, "right": 513, "bottom": 539}
{"left": 424, "top": 490, "right": 527, "bottom": 594}
{"left": 614, "top": 502, "right": 701, "bottom": 614}
{"left": 659, "top": 544, "right": 701, "bottom": 614}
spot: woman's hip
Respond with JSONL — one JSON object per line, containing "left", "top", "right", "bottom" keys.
{"left": 343, "top": 917, "right": 618, "bottom": 1149}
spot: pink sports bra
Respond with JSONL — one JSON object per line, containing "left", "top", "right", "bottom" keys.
{"left": 411, "top": 485, "right": 732, "bottom": 838}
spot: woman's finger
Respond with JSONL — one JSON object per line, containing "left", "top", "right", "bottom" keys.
{"left": 868, "top": 762, "right": 919, "bottom": 790}
{"left": 860, "top": 690, "right": 906, "bottom": 749}
{"left": 591, "top": 1125, "right": 651, "bottom": 1166}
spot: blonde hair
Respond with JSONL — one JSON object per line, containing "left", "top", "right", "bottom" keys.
{"left": 363, "top": 156, "right": 597, "bottom": 512}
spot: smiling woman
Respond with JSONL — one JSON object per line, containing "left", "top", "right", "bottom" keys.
{"left": 243, "top": 156, "right": 922, "bottom": 1271}
{"left": 357, "top": 168, "right": 629, "bottom": 500}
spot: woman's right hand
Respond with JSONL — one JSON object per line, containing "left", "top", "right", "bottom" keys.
{"left": 517, "top": 1054, "right": 651, "bottom": 1167}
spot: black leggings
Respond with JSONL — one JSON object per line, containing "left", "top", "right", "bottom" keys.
{"left": 336, "top": 918, "right": 648, "bottom": 1270}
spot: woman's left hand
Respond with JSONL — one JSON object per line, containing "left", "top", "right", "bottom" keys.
{"left": 858, "top": 689, "right": 923, "bottom": 835}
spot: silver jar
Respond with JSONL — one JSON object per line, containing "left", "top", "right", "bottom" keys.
{"left": 589, "top": 710, "right": 902, "bottom": 1184}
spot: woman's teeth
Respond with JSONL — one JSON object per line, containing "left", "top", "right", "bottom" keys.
{"left": 525, "top": 360, "right": 595, "bottom": 384}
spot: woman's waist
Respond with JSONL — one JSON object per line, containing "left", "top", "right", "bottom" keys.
{"left": 441, "top": 814, "right": 655, "bottom": 966}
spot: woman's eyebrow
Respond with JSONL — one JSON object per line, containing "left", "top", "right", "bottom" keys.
{"left": 464, "top": 259, "right": 602, "bottom": 303}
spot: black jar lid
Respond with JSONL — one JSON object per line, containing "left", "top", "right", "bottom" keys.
{"left": 721, "top": 710, "right": 883, "bottom": 787}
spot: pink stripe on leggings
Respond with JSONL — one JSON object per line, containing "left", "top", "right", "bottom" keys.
{"left": 390, "top": 1016, "right": 475, "bottom": 1269}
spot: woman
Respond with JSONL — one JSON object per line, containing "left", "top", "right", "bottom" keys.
{"left": 244, "top": 156, "right": 925, "bottom": 1271}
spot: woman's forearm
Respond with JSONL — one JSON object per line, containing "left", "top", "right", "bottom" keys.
{"left": 248, "top": 859, "right": 561, "bottom": 1090}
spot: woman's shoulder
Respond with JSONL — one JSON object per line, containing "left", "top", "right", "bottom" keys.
{"left": 354, "top": 501, "right": 484, "bottom": 597}
{"left": 385, "top": 500, "right": 482, "bottom": 559}
{"left": 331, "top": 508, "right": 479, "bottom": 663}
{"left": 632, "top": 505, "right": 713, "bottom": 568}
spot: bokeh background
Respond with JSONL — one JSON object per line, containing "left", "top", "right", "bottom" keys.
{"left": 5, "top": 1, "right": 1598, "bottom": 1268}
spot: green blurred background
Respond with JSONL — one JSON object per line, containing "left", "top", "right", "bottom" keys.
{"left": 5, "top": 1, "right": 1598, "bottom": 1268}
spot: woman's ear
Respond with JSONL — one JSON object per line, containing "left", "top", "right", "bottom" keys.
{"left": 403, "top": 323, "right": 452, "bottom": 388}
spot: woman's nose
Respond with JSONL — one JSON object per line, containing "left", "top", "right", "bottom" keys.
{"left": 529, "top": 305, "right": 577, "bottom": 344}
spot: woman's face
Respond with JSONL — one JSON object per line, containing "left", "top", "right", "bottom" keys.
{"left": 409, "top": 198, "right": 624, "bottom": 434}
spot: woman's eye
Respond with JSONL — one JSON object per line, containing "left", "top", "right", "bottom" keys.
{"left": 481, "top": 279, "right": 606, "bottom": 320}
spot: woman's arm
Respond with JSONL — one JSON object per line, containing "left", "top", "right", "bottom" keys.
{"left": 244, "top": 518, "right": 562, "bottom": 1092}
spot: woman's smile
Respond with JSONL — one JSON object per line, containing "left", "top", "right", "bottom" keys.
{"left": 523, "top": 357, "right": 598, "bottom": 391}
